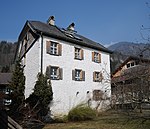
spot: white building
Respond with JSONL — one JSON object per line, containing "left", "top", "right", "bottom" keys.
{"left": 16, "top": 16, "right": 112, "bottom": 116}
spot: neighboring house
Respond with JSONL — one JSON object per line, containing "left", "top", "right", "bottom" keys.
{"left": 111, "top": 56, "right": 150, "bottom": 108}
{"left": 15, "top": 16, "right": 112, "bottom": 116}
{"left": 0, "top": 73, "right": 12, "bottom": 108}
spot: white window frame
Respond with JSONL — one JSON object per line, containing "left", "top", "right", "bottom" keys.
{"left": 50, "top": 66, "right": 58, "bottom": 80}
{"left": 75, "top": 48, "right": 81, "bottom": 59}
{"left": 75, "top": 69, "right": 81, "bottom": 81}
{"left": 94, "top": 52, "right": 99, "bottom": 63}
{"left": 50, "top": 42, "right": 58, "bottom": 55}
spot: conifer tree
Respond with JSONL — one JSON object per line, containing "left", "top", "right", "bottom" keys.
{"left": 26, "top": 73, "right": 53, "bottom": 118}
{"left": 9, "top": 60, "right": 25, "bottom": 115}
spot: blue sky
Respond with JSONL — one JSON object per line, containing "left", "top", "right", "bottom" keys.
{"left": 0, "top": 0, "right": 149, "bottom": 46}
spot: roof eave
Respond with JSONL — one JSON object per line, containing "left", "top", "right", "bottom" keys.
{"left": 35, "top": 29, "right": 112, "bottom": 54}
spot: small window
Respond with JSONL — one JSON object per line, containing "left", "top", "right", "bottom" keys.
{"left": 51, "top": 66, "right": 58, "bottom": 80}
{"left": 74, "top": 47, "right": 83, "bottom": 60}
{"left": 72, "top": 69, "right": 85, "bottom": 81}
{"left": 131, "top": 62, "right": 134, "bottom": 67}
{"left": 92, "top": 52, "right": 101, "bottom": 63}
{"left": 93, "top": 71, "right": 103, "bottom": 82}
{"left": 93, "top": 90, "right": 103, "bottom": 101}
{"left": 46, "top": 41, "right": 62, "bottom": 56}
{"left": 46, "top": 66, "right": 63, "bottom": 80}
{"left": 126, "top": 63, "right": 130, "bottom": 68}
{"left": 135, "top": 61, "right": 139, "bottom": 65}
{"left": 50, "top": 42, "right": 57, "bottom": 55}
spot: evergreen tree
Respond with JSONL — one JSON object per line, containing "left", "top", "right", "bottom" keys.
{"left": 9, "top": 60, "right": 25, "bottom": 116}
{"left": 26, "top": 73, "right": 53, "bottom": 118}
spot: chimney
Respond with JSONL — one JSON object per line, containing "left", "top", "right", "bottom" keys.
{"left": 67, "top": 22, "right": 75, "bottom": 31}
{"left": 47, "top": 16, "right": 55, "bottom": 25}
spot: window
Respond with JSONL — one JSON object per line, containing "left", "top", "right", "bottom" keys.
{"left": 93, "top": 90, "right": 103, "bottom": 101}
{"left": 74, "top": 47, "right": 83, "bottom": 60}
{"left": 46, "top": 41, "right": 62, "bottom": 56}
{"left": 50, "top": 42, "right": 57, "bottom": 55}
{"left": 46, "top": 65, "right": 63, "bottom": 80}
{"left": 126, "top": 63, "right": 130, "bottom": 68}
{"left": 92, "top": 52, "right": 101, "bottom": 63}
{"left": 93, "top": 71, "right": 103, "bottom": 82}
{"left": 72, "top": 69, "right": 85, "bottom": 81}
{"left": 126, "top": 61, "right": 136, "bottom": 68}
{"left": 131, "top": 62, "right": 134, "bottom": 67}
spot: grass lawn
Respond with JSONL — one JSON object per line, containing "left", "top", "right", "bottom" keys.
{"left": 43, "top": 110, "right": 150, "bottom": 129}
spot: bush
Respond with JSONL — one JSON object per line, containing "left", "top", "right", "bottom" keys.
{"left": 68, "top": 104, "right": 96, "bottom": 121}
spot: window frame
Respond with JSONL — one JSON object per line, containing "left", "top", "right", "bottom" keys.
{"left": 72, "top": 69, "right": 85, "bottom": 81}
{"left": 74, "top": 47, "right": 83, "bottom": 60}
{"left": 46, "top": 41, "right": 62, "bottom": 56}
{"left": 50, "top": 66, "right": 59, "bottom": 80}
{"left": 50, "top": 42, "right": 58, "bottom": 55}
{"left": 93, "top": 71, "right": 103, "bottom": 82}
{"left": 46, "top": 65, "right": 63, "bottom": 80}
{"left": 93, "top": 90, "right": 103, "bottom": 101}
{"left": 92, "top": 52, "right": 101, "bottom": 63}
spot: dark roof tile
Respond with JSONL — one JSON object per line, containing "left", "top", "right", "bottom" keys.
{"left": 28, "top": 21, "right": 112, "bottom": 53}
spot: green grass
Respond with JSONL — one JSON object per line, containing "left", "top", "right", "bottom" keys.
{"left": 43, "top": 110, "right": 150, "bottom": 129}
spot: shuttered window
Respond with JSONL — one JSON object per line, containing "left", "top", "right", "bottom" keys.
{"left": 93, "top": 90, "right": 103, "bottom": 101}
{"left": 93, "top": 71, "right": 103, "bottom": 82}
{"left": 46, "top": 41, "right": 62, "bottom": 56}
{"left": 72, "top": 69, "right": 85, "bottom": 81}
{"left": 74, "top": 47, "right": 84, "bottom": 60}
{"left": 92, "top": 52, "right": 101, "bottom": 63}
{"left": 46, "top": 65, "right": 63, "bottom": 80}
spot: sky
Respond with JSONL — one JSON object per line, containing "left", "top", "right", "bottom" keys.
{"left": 0, "top": 0, "right": 149, "bottom": 46}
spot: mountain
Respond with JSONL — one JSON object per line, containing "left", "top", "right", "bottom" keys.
{"left": 0, "top": 41, "right": 17, "bottom": 72}
{"left": 108, "top": 42, "right": 150, "bottom": 73}
{"left": 108, "top": 42, "right": 150, "bottom": 58}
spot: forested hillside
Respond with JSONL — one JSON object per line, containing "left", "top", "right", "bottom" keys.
{"left": 0, "top": 41, "right": 17, "bottom": 72}
{"left": 108, "top": 42, "right": 150, "bottom": 73}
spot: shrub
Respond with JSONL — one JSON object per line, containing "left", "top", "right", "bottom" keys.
{"left": 68, "top": 104, "right": 96, "bottom": 121}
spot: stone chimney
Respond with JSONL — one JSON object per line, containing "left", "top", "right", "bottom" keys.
{"left": 67, "top": 23, "right": 75, "bottom": 31}
{"left": 47, "top": 16, "right": 55, "bottom": 25}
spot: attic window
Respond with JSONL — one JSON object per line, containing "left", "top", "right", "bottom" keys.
{"left": 58, "top": 27, "right": 82, "bottom": 41}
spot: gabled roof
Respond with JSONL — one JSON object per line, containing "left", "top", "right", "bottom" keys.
{"left": 112, "top": 56, "right": 150, "bottom": 76}
{"left": 0, "top": 73, "right": 12, "bottom": 85}
{"left": 26, "top": 21, "right": 112, "bottom": 53}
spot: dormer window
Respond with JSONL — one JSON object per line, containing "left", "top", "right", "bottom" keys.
{"left": 46, "top": 41, "right": 62, "bottom": 56}
{"left": 126, "top": 61, "right": 137, "bottom": 68}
